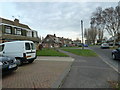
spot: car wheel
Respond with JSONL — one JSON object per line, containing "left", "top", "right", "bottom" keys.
{"left": 16, "top": 59, "right": 23, "bottom": 66}
{"left": 28, "top": 59, "right": 34, "bottom": 63}
{"left": 112, "top": 54, "right": 116, "bottom": 60}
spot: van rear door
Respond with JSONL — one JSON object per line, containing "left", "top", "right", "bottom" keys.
{"left": 25, "top": 42, "right": 36, "bottom": 59}
{"left": 30, "top": 43, "right": 36, "bottom": 58}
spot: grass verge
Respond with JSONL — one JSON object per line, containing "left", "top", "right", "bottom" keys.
{"left": 110, "top": 46, "right": 118, "bottom": 49}
{"left": 37, "top": 48, "right": 68, "bottom": 57}
{"left": 108, "top": 81, "right": 120, "bottom": 89}
{"left": 62, "top": 49, "right": 97, "bottom": 57}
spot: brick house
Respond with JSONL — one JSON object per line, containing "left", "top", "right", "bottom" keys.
{"left": 42, "top": 34, "right": 73, "bottom": 48}
{"left": 42, "top": 34, "right": 62, "bottom": 48}
{"left": 0, "top": 17, "right": 39, "bottom": 47}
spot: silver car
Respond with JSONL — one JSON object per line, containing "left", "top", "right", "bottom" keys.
{"left": 101, "top": 43, "right": 109, "bottom": 49}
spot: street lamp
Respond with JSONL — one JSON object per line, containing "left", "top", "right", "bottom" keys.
{"left": 81, "top": 20, "right": 84, "bottom": 49}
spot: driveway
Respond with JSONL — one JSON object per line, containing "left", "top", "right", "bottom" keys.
{"left": 2, "top": 56, "right": 74, "bottom": 88}
{"left": 90, "top": 46, "right": 120, "bottom": 73}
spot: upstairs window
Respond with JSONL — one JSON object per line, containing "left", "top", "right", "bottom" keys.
{"left": 5, "top": 26, "right": 11, "bottom": 34}
{"left": 34, "top": 31, "right": 37, "bottom": 37}
{"left": 14, "top": 28, "right": 17, "bottom": 34}
{"left": 16, "top": 28, "right": 21, "bottom": 35}
{"left": 27, "top": 31, "right": 32, "bottom": 37}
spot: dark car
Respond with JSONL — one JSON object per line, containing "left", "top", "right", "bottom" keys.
{"left": 84, "top": 44, "right": 88, "bottom": 47}
{"left": 112, "top": 47, "right": 120, "bottom": 60}
{"left": 0, "top": 55, "right": 18, "bottom": 73}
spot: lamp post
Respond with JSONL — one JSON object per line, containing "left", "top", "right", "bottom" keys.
{"left": 81, "top": 20, "right": 84, "bottom": 49}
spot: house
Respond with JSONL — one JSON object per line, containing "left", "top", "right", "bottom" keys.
{"left": 63, "top": 38, "right": 73, "bottom": 47}
{"left": 73, "top": 39, "right": 81, "bottom": 46}
{"left": 42, "top": 34, "right": 62, "bottom": 48}
{"left": 0, "top": 17, "right": 39, "bottom": 46}
{"left": 42, "top": 34, "right": 73, "bottom": 48}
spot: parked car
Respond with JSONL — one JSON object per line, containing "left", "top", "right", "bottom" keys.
{"left": 0, "top": 41, "right": 37, "bottom": 66}
{"left": 0, "top": 55, "right": 18, "bottom": 73}
{"left": 100, "top": 43, "right": 109, "bottom": 49}
{"left": 77, "top": 43, "right": 83, "bottom": 47}
{"left": 112, "top": 47, "right": 120, "bottom": 60}
{"left": 84, "top": 44, "right": 88, "bottom": 47}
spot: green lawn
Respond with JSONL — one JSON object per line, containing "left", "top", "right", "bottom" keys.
{"left": 62, "top": 49, "right": 98, "bottom": 57}
{"left": 110, "top": 46, "right": 118, "bottom": 49}
{"left": 37, "top": 48, "right": 68, "bottom": 57}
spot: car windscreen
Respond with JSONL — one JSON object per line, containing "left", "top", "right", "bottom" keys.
{"left": 0, "top": 44, "right": 4, "bottom": 52}
{"left": 103, "top": 43, "right": 108, "bottom": 45}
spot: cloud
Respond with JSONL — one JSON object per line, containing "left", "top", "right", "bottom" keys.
{"left": 0, "top": 2, "right": 118, "bottom": 40}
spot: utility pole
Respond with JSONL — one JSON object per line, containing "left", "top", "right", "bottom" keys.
{"left": 81, "top": 20, "right": 84, "bottom": 49}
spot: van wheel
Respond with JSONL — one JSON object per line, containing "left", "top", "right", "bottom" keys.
{"left": 16, "top": 59, "right": 23, "bottom": 66}
{"left": 28, "top": 59, "right": 34, "bottom": 63}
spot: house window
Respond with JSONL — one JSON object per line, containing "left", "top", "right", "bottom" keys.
{"left": 34, "top": 31, "right": 37, "bottom": 37}
{"left": 16, "top": 28, "right": 21, "bottom": 35}
{"left": 27, "top": 31, "right": 32, "bottom": 37}
{"left": 46, "top": 39, "right": 49, "bottom": 42}
{"left": 5, "top": 26, "right": 11, "bottom": 34}
{"left": 32, "top": 31, "right": 34, "bottom": 37}
{"left": 14, "top": 28, "right": 17, "bottom": 34}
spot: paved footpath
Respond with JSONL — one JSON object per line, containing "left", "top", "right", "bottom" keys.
{"left": 2, "top": 56, "right": 74, "bottom": 88}
{"left": 58, "top": 49, "right": 119, "bottom": 88}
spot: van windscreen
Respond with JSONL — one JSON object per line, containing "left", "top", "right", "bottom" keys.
{"left": 25, "top": 43, "right": 31, "bottom": 50}
{"left": 31, "top": 43, "right": 35, "bottom": 50}
{"left": 0, "top": 44, "right": 4, "bottom": 51}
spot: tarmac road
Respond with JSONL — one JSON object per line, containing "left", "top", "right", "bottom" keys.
{"left": 90, "top": 46, "right": 120, "bottom": 73}
{"left": 58, "top": 49, "right": 119, "bottom": 88}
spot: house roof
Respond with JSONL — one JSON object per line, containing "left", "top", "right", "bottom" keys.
{"left": 47, "top": 34, "right": 62, "bottom": 44}
{"left": 0, "top": 17, "right": 31, "bottom": 30}
{"left": 42, "top": 34, "right": 73, "bottom": 44}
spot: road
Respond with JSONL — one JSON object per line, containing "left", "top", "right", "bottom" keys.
{"left": 58, "top": 49, "right": 119, "bottom": 88}
{"left": 90, "top": 46, "right": 120, "bottom": 73}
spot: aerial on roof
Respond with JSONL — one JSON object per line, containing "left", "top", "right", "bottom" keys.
{"left": 0, "top": 17, "right": 31, "bottom": 30}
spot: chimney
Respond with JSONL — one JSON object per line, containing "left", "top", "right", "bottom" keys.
{"left": 54, "top": 34, "right": 56, "bottom": 37}
{"left": 14, "top": 18, "right": 19, "bottom": 24}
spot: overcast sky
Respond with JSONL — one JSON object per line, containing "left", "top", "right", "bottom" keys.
{"left": 0, "top": 1, "right": 118, "bottom": 40}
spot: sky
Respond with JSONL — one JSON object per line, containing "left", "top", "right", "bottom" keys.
{"left": 0, "top": 1, "right": 118, "bottom": 40}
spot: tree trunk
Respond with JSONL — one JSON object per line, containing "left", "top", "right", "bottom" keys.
{"left": 113, "top": 38, "right": 116, "bottom": 47}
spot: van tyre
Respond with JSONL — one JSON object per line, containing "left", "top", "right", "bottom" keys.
{"left": 28, "top": 59, "right": 34, "bottom": 63}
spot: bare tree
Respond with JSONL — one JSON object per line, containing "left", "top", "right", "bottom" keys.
{"left": 90, "top": 2, "right": 120, "bottom": 47}
{"left": 90, "top": 7, "right": 104, "bottom": 44}
{"left": 102, "top": 6, "right": 119, "bottom": 47}
{"left": 84, "top": 28, "right": 98, "bottom": 44}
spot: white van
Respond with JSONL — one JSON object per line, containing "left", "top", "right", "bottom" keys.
{"left": 0, "top": 41, "right": 37, "bottom": 65}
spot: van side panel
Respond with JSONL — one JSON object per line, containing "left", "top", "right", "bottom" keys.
{"left": 3, "top": 42, "right": 24, "bottom": 57}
